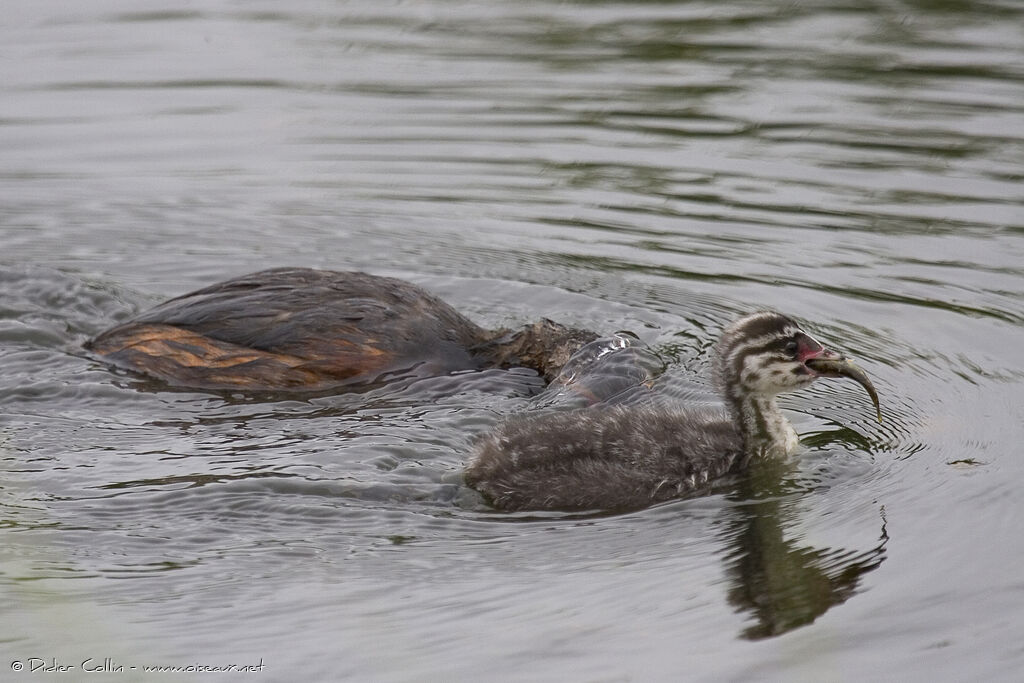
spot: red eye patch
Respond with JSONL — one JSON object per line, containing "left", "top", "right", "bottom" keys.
{"left": 796, "top": 333, "right": 825, "bottom": 362}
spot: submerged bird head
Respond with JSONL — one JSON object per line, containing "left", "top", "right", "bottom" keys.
{"left": 714, "top": 311, "right": 881, "bottom": 421}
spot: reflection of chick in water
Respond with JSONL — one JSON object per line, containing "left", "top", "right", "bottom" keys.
{"left": 726, "top": 457, "right": 889, "bottom": 639}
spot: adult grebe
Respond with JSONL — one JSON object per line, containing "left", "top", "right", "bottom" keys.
{"left": 464, "top": 311, "right": 880, "bottom": 512}
{"left": 87, "top": 268, "right": 597, "bottom": 391}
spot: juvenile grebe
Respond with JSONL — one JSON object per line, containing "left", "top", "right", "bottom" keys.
{"left": 88, "top": 268, "right": 596, "bottom": 391}
{"left": 465, "top": 311, "right": 880, "bottom": 512}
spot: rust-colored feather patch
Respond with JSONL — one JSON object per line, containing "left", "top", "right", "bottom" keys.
{"left": 89, "top": 323, "right": 392, "bottom": 391}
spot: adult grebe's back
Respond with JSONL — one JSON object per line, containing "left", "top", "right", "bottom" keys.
{"left": 88, "top": 268, "right": 596, "bottom": 392}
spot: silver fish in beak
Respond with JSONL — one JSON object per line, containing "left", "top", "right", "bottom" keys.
{"left": 806, "top": 356, "right": 882, "bottom": 422}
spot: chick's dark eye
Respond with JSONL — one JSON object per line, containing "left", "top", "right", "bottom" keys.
{"left": 784, "top": 339, "right": 799, "bottom": 357}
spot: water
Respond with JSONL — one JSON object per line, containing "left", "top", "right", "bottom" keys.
{"left": 2, "top": 1, "right": 1023, "bottom": 680}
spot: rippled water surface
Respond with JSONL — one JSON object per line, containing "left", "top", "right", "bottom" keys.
{"left": 2, "top": 1, "right": 1023, "bottom": 680}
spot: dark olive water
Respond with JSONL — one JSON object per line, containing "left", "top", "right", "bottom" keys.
{"left": 2, "top": 1, "right": 1023, "bottom": 681}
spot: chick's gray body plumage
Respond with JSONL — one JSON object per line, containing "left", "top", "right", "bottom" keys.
{"left": 466, "top": 403, "right": 744, "bottom": 511}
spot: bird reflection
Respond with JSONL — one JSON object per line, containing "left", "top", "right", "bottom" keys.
{"left": 724, "top": 457, "right": 888, "bottom": 640}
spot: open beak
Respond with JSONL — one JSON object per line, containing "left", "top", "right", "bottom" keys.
{"left": 805, "top": 350, "right": 882, "bottom": 423}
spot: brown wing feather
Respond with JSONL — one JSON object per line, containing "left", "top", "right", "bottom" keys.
{"left": 88, "top": 323, "right": 396, "bottom": 390}
{"left": 88, "top": 269, "right": 489, "bottom": 390}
